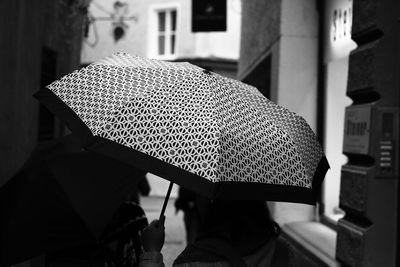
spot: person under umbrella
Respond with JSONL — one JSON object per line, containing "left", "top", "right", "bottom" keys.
{"left": 174, "top": 187, "right": 199, "bottom": 245}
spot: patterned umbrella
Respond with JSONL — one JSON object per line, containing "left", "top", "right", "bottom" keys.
{"left": 35, "top": 53, "right": 329, "bottom": 205}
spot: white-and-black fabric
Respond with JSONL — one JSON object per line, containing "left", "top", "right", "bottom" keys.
{"left": 37, "top": 52, "right": 329, "bottom": 203}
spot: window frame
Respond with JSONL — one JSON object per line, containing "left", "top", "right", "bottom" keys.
{"left": 148, "top": 3, "right": 180, "bottom": 60}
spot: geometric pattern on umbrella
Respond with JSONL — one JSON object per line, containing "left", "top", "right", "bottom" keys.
{"left": 46, "top": 53, "right": 325, "bottom": 190}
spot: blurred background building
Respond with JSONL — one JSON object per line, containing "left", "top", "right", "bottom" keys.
{"left": 0, "top": 0, "right": 398, "bottom": 266}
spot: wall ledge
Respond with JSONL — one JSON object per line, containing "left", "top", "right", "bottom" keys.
{"left": 281, "top": 221, "right": 340, "bottom": 267}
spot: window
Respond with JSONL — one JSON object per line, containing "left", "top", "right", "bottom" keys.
{"left": 150, "top": 7, "right": 178, "bottom": 59}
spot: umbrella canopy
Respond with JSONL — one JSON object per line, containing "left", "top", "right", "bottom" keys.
{"left": 0, "top": 137, "right": 146, "bottom": 266}
{"left": 34, "top": 52, "right": 329, "bottom": 205}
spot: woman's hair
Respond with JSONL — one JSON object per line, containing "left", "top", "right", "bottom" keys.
{"left": 100, "top": 201, "right": 149, "bottom": 267}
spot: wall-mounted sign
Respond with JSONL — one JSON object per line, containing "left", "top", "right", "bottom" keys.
{"left": 192, "top": 0, "right": 226, "bottom": 32}
{"left": 324, "top": 0, "right": 356, "bottom": 63}
{"left": 343, "top": 105, "right": 371, "bottom": 154}
{"left": 331, "top": 2, "right": 352, "bottom": 43}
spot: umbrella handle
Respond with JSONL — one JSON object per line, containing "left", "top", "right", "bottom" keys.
{"left": 159, "top": 182, "right": 174, "bottom": 225}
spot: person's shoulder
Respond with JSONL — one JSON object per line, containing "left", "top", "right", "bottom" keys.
{"left": 139, "top": 251, "right": 165, "bottom": 267}
{"left": 270, "top": 237, "right": 295, "bottom": 267}
{"left": 173, "top": 243, "right": 225, "bottom": 265}
{"left": 241, "top": 238, "right": 275, "bottom": 267}
{"left": 173, "top": 260, "right": 230, "bottom": 267}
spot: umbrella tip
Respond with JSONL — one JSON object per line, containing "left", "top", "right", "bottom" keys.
{"left": 202, "top": 69, "right": 212, "bottom": 75}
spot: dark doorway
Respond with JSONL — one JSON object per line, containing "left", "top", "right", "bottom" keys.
{"left": 242, "top": 55, "right": 272, "bottom": 98}
{"left": 38, "top": 47, "right": 57, "bottom": 141}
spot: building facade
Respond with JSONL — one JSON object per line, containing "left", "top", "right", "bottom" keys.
{"left": 239, "top": 0, "right": 399, "bottom": 266}
{"left": 81, "top": 0, "right": 241, "bottom": 64}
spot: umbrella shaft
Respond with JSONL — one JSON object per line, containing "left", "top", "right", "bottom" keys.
{"left": 159, "top": 182, "right": 174, "bottom": 222}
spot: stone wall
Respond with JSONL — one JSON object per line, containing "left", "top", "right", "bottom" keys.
{"left": 336, "top": 0, "right": 399, "bottom": 266}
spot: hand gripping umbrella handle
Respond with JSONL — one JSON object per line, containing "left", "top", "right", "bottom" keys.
{"left": 159, "top": 182, "right": 174, "bottom": 225}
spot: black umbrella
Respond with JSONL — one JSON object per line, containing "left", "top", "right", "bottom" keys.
{"left": 0, "top": 136, "right": 146, "bottom": 266}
